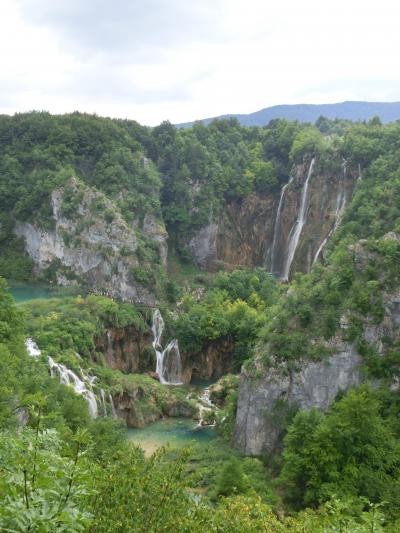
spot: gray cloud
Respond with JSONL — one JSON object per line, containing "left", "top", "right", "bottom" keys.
{"left": 17, "top": 0, "right": 225, "bottom": 61}
{"left": 3, "top": 0, "right": 400, "bottom": 125}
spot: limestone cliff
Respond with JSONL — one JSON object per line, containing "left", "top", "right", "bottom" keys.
{"left": 187, "top": 158, "right": 358, "bottom": 278}
{"left": 95, "top": 326, "right": 154, "bottom": 373}
{"left": 181, "top": 339, "right": 235, "bottom": 383}
{"left": 111, "top": 378, "right": 196, "bottom": 428}
{"left": 234, "top": 285, "right": 400, "bottom": 456}
{"left": 15, "top": 177, "right": 167, "bottom": 305}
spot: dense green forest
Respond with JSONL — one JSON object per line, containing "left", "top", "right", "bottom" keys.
{"left": 0, "top": 112, "right": 400, "bottom": 531}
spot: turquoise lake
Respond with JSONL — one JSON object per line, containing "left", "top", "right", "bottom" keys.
{"left": 8, "top": 283, "right": 80, "bottom": 303}
{"left": 9, "top": 284, "right": 54, "bottom": 303}
{"left": 127, "top": 418, "right": 216, "bottom": 456}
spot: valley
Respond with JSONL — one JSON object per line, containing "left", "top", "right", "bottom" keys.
{"left": 0, "top": 112, "right": 399, "bottom": 531}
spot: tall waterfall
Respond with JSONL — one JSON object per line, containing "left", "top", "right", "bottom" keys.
{"left": 282, "top": 158, "right": 315, "bottom": 280}
{"left": 151, "top": 309, "right": 182, "bottom": 385}
{"left": 313, "top": 163, "right": 347, "bottom": 264}
{"left": 270, "top": 175, "right": 294, "bottom": 276}
{"left": 48, "top": 356, "right": 98, "bottom": 418}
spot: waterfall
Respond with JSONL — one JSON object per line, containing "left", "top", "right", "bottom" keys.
{"left": 152, "top": 309, "right": 164, "bottom": 351}
{"left": 48, "top": 356, "right": 98, "bottom": 418}
{"left": 151, "top": 309, "right": 182, "bottom": 385}
{"left": 358, "top": 163, "right": 362, "bottom": 181}
{"left": 313, "top": 164, "right": 347, "bottom": 264}
{"left": 100, "top": 389, "right": 117, "bottom": 418}
{"left": 26, "top": 338, "right": 41, "bottom": 357}
{"left": 269, "top": 175, "right": 294, "bottom": 276}
{"left": 282, "top": 158, "right": 315, "bottom": 280}
{"left": 108, "top": 392, "right": 117, "bottom": 419}
{"left": 100, "top": 389, "right": 107, "bottom": 416}
{"left": 197, "top": 387, "right": 216, "bottom": 427}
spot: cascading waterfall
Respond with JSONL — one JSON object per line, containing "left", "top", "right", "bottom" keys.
{"left": 282, "top": 158, "right": 315, "bottom": 280}
{"left": 26, "top": 339, "right": 114, "bottom": 420}
{"left": 100, "top": 388, "right": 117, "bottom": 418}
{"left": 313, "top": 162, "right": 347, "bottom": 264}
{"left": 269, "top": 175, "right": 294, "bottom": 276}
{"left": 100, "top": 389, "right": 107, "bottom": 416}
{"left": 108, "top": 392, "right": 117, "bottom": 419}
{"left": 358, "top": 163, "right": 362, "bottom": 181}
{"left": 151, "top": 309, "right": 182, "bottom": 385}
{"left": 26, "top": 338, "right": 41, "bottom": 357}
{"left": 48, "top": 356, "right": 98, "bottom": 418}
{"left": 197, "top": 388, "right": 217, "bottom": 427}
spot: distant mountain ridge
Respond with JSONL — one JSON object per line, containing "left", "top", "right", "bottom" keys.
{"left": 177, "top": 100, "right": 400, "bottom": 128}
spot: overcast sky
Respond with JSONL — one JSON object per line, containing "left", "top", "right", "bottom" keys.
{"left": 1, "top": 0, "right": 400, "bottom": 125}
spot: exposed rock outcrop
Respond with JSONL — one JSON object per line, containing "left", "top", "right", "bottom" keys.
{"left": 15, "top": 178, "right": 166, "bottom": 305}
{"left": 181, "top": 339, "right": 235, "bottom": 383}
{"left": 95, "top": 326, "right": 154, "bottom": 373}
{"left": 234, "top": 343, "right": 363, "bottom": 456}
{"left": 113, "top": 382, "right": 196, "bottom": 428}
{"left": 234, "top": 286, "right": 400, "bottom": 456}
{"left": 186, "top": 158, "right": 358, "bottom": 278}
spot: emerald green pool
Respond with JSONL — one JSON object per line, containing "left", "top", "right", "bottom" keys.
{"left": 9, "top": 284, "right": 54, "bottom": 303}
{"left": 8, "top": 283, "right": 80, "bottom": 303}
{"left": 127, "top": 418, "right": 216, "bottom": 456}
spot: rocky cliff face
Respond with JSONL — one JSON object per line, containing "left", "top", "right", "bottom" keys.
{"left": 187, "top": 158, "right": 358, "bottom": 278}
{"left": 93, "top": 317, "right": 233, "bottom": 386}
{"left": 15, "top": 178, "right": 167, "bottom": 305}
{"left": 113, "top": 382, "right": 196, "bottom": 428}
{"left": 234, "top": 285, "right": 400, "bottom": 456}
{"left": 95, "top": 326, "right": 154, "bottom": 373}
{"left": 181, "top": 339, "right": 235, "bottom": 383}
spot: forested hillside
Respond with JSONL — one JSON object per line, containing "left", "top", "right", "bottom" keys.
{"left": 0, "top": 111, "right": 399, "bottom": 531}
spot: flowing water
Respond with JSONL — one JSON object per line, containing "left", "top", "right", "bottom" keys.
{"left": 152, "top": 309, "right": 182, "bottom": 385}
{"left": 269, "top": 175, "right": 294, "bottom": 276}
{"left": 127, "top": 418, "right": 216, "bottom": 456}
{"left": 282, "top": 158, "right": 315, "bottom": 280}
{"left": 197, "top": 387, "right": 217, "bottom": 427}
{"left": 48, "top": 356, "right": 98, "bottom": 418}
{"left": 26, "top": 338, "right": 41, "bottom": 357}
{"left": 313, "top": 163, "right": 347, "bottom": 264}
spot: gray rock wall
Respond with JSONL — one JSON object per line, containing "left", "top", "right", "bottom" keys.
{"left": 15, "top": 178, "right": 163, "bottom": 305}
{"left": 234, "top": 287, "right": 400, "bottom": 456}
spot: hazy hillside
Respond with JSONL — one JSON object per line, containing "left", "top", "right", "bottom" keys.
{"left": 177, "top": 100, "right": 400, "bottom": 128}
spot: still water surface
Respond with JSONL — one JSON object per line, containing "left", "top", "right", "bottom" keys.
{"left": 127, "top": 418, "right": 216, "bottom": 456}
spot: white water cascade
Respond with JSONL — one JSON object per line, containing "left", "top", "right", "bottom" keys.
{"left": 99, "top": 388, "right": 117, "bottom": 418}
{"left": 313, "top": 163, "right": 347, "bottom": 265}
{"left": 108, "top": 392, "right": 117, "bottom": 419}
{"left": 26, "top": 338, "right": 41, "bottom": 358}
{"left": 282, "top": 158, "right": 315, "bottom": 280}
{"left": 151, "top": 309, "right": 182, "bottom": 385}
{"left": 269, "top": 175, "right": 294, "bottom": 276}
{"left": 197, "top": 388, "right": 217, "bottom": 427}
{"left": 100, "top": 389, "right": 107, "bottom": 416}
{"left": 48, "top": 356, "right": 98, "bottom": 418}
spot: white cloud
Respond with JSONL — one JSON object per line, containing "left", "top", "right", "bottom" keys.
{"left": 0, "top": 0, "right": 399, "bottom": 125}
